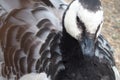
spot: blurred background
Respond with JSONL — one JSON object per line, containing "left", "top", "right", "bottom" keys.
{"left": 65, "top": 0, "right": 120, "bottom": 72}
{"left": 101, "top": 0, "right": 120, "bottom": 71}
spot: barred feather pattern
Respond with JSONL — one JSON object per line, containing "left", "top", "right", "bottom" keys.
{"left": 95, "top": 35, "right": 115, "bottom": 66}
{"left": 0, "top": 3, "right": 64, "bottom": 80}
{"left": 0, "top": 0, "right": 118, "bottom": 80}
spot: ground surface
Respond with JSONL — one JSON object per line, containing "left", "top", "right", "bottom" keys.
{"left": 65, "top": 0, "right": 120, "bottom": 72}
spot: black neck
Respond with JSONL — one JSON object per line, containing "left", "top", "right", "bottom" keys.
{"left": 58, "top": 30, "right": 115, "bottom": 80}
{"left": 60, "top": 27, "right": 84, "bottom": 67}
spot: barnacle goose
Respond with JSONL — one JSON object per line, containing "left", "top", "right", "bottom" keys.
{"left": 0, "top": 0, "right": 120, "bottom": 80}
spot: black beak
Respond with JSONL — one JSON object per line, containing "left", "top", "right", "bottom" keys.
{"left": 79, "top": 35, "right": 95, "bottom": 57}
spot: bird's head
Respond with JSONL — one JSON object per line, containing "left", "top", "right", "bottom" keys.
{"left": 63, "top": 0, "right": 103, "bottom": 57}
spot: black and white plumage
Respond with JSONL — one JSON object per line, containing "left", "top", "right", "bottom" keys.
{"left": 0, "top": 0, "right": 120, "bottom": 80}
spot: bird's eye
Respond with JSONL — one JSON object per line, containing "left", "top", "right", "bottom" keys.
{"left": 76, "top": 16, "right": 80, "bottom": 23}
{"left": 76, "top": 16, "right": 85, "bottom": 28}
{"left": 76, "top": 16, "right": 86, "bottom": 33}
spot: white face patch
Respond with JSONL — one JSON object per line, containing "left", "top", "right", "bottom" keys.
{"left": 64, "top": 0, "right": 103, "bottom": 39}
{"left": 77, "top": 2, "right": 103, "bottom": 35}
{"left": 64, "top": 0, "right": 82, "bottom": 39}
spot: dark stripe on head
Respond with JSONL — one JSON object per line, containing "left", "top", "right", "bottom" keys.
{"left": 79, "top": 0, "right": 101, "bottom": 12}
{"left": 76, "top": 16, "right": 88, "bottom": 40}
{"left": 76, "top": 16, "right": 86, "bottom": 32}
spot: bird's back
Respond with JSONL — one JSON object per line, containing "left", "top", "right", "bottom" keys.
{"left": 0, "top": 1, "right": 65, "bottom": 79}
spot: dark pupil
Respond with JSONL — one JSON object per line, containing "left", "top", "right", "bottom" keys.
{"left": 76, "top": 16, "right": 86, "bottom": 34}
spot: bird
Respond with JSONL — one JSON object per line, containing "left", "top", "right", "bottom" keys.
{"left": 0, "top": 0, "right": 120, "bottom": 80}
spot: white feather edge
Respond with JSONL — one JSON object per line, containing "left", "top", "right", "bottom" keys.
{"left": 50, "top": 0, "right": 68, "bottom": 9}
{"left": 112, "top": 66, "right": 120, "bottom": 80}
